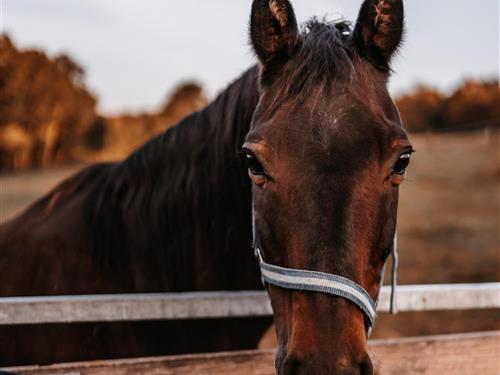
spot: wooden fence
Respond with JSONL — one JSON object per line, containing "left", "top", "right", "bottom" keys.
{"left": 1, "top": 283, "right": 499, "bottom": 374}
{"left": 5, "top": 332, "right": 500, "bottom": 375}
{"left": 0, "top": 283, "right": 498, "bottom": 325}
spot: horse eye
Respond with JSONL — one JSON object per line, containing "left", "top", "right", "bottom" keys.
{"left": 393, "top": 153, "right": 411, "bottom": 175}
{"left": 244, "top": 153, "right": 265, "bottom": 176}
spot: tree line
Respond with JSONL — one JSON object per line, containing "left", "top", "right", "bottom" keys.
{"left": 396, "top": 80, "right": 500, "bottom": 133}
{"left": 0, "top": 35, "right": 498, "bottom": 171}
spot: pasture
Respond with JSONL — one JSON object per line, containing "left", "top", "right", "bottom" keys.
{"left": 1, "top": 129, "right": 498, "bottom": 344}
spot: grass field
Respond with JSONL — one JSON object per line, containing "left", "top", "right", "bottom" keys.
{"left": 0, "top": 164, "right": 81, "bottom": 222}
{"left": 0, "top": 129, "right": 498, "bottom": 341}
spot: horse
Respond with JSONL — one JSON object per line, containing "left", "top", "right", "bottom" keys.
{"left": 0, "top": 0, "right": 410, "bottom": 373}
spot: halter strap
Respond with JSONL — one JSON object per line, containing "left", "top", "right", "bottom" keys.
{"left": 390, "top": 233, "right": 398, "bottom": 314}
{"left": 251, "top": 202, "right": 398, "bottom": 328}
{"left": 255, "top": 247, "right": 377, "bottom": 326}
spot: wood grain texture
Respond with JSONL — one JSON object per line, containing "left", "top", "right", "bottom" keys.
{"left": 5, "top": 331, "right": 499, "bottom": 375}
{"left": 370, "top": 331, "right": 500, "bottom": 375}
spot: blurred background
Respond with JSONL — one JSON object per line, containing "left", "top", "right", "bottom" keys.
{"left": 0, "top": 0, "right": 498, "bottom": 342}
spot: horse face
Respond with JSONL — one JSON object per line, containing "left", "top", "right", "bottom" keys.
{"left": 245, "top": 1, "right": 409, "bottom": 374}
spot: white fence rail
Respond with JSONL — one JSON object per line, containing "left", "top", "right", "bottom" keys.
{"left": 0, "top": 283, "right": 498, "bottom": 325}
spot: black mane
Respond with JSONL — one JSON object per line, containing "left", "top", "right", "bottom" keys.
{"left": 75, "top": 67, "right": 261, "bottom": 290}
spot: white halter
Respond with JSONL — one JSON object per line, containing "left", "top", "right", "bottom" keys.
{"left": 251, "top": 202, "right": 398, "bottom": 328}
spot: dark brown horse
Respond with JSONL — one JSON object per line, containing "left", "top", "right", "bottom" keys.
{"left": 0, "top": 0, "right": 410, "bottom": 373}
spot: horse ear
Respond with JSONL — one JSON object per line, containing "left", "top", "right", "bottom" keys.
{"left": 353, "top": 0, "right": 404, "bottom": 70}
{"left": 250, "top": 0, "right": 299, "bottom": 82}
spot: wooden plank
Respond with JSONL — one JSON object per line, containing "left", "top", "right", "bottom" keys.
{"left": 377, "top": 283, "right": 500, "bottom": 313}
{"left": 370, "top": 331, "right": 500, "bottom": 375}
{"left": 0, "top": 291, "right": 271, "bottom": 325}
{"left": 5, "top": 350, "right": 276, "bottom": 375}
{"left": 5, "top": 331, "right": 499, "bottom": 375}
{"left": 378, "top": 283, "right": 500, "bottom": 312}
{"left": 0, "top": 283, "right": 498, "bottom": 325}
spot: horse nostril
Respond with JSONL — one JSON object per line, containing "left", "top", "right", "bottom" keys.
{"left": 338, "top": 356, "right": 374, "bottom": 375}
{"left": 282, "top": 355, "right": 302, "bottom": 375}
{"left": 280, "top": 353, "right": 373, "bottom": 375}
{"left": 359, "top": 356, "right": 374, "bottom": 375}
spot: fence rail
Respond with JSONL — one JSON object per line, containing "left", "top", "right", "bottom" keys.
{"left": 6, "top": 331, "right": 500, "bottom": 375}
{"left": 0, "top": 283, "right": 498, "bottom": 325}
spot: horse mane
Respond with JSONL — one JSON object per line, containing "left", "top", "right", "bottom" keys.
{"left": 23, "top": 66, "right": 261, "bottom": 290}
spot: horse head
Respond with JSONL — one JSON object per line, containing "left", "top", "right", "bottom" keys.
{"left": 244, "top": 1, "right": 411, "bottom": 373}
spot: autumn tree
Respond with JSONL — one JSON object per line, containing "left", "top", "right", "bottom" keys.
{"left": 0, "top": 35, "right": 97, "bottom": 169}
{"left": 396, "top": 80, "right": 500, "bottom": 133}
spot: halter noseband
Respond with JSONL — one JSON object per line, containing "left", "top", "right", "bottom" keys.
{"left": 252, "top": 203, "right": 398, "bottom": 328}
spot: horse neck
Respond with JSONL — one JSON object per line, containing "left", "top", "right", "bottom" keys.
{"left": 118, "top": 66, "right": 262, "bottom": 290}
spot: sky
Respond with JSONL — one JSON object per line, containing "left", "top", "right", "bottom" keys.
{"left": 2, "top": 0, "right": 499, "bottom": 115}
